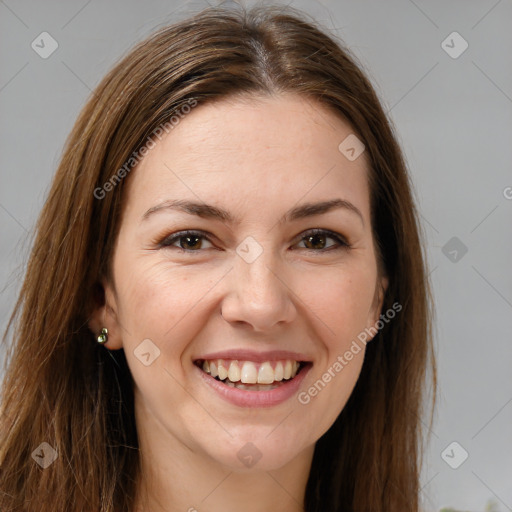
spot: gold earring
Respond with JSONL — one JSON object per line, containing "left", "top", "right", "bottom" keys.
{"left": 97, "top": 327, "right": 108, "bottom": 344}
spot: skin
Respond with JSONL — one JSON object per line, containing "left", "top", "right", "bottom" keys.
{"left": 90, "top": 93, "right": 388, "bottom": 512}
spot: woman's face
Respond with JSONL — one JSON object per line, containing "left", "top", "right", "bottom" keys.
{"left": 98, "top": 93, "right": 387, "bottom": 471}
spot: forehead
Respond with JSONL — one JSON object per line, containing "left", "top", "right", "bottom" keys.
{"left": 123, "top": 93, "right": 371, "bottom": 222}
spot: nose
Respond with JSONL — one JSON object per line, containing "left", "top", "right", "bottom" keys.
{"left": 220, "top": 249, "right": 297, "bottom": 332}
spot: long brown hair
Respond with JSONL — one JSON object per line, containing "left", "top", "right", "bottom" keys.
{"left": 0, "top": 5, "right": 436, "bottom": 511}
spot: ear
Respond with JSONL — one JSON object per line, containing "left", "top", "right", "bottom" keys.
{"left": 88, "top": 280, "right": 124, "bottom": 350}
{"left": 365, "top": 275, "right": 389, "bottom": 341}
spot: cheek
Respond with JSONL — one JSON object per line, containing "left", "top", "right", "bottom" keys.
{"left": 115, "top": 252, "right": 377, "bottom": 356}
{"left": 112, "top": 260, "right": 222, "bottom": 407}
{"left": 299, "top": 347, "right": 364, "bottom": 442}
{"left": 295, "top": 268, "right": 372, "bottom": 435}
{"left": 113, "top": 256, "right": 226, "bottom": 348}
{"left": 295, "top": 261, "right": 377, "bottom": 346}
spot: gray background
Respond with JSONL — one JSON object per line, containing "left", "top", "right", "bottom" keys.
{"left": 1, "top": 1, "right": 511, "bottom": 510}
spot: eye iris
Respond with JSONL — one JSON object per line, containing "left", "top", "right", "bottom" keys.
{"left": 181, "top": 235, "right": 201, "bottom": 250}
{"left": 304, "top": 234, "right": 326, "bottom": 250}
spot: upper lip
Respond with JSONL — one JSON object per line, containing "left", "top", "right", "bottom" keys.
{"left": 194, "top": 349, "right": 313, "bottom": 363}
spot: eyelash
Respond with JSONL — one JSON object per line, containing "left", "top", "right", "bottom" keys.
{"left": 157, "top": 228, "right": 351, "bottom": 254}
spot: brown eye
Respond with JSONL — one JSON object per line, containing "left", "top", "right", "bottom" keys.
{"left": 303, "top": 233, "right": 328, "bottom": 250}
{"left": 297, "top": 229, "right": 349, "bottom": 252}
{"left": 179, "top": 234, "right": 202, "bottom": 250}
{"left": 158, "top": 228, "right": 349, "bottom": 253}
{"left": 159, "top": 231, "right": 214, "bottom": 251}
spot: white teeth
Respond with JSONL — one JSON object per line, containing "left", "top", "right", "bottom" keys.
{"left": 274, "top": 362, "right": 284, "bottom": 381}
{"left": 217, "top": 360, "right": 228, "bottom": 381}
{"left": 210, "top": 361, "right": 218, "bottom": 378}
{"left": 200, "top": 358, "right": 304, "bottom": 385}
{"left": 283, "top": 360, "right": 292, "bottom": 379}
{"left": 257, "top": 362, "right": 275, "bottom": 384}
{"left": 241, "top": 361, "right": 258, "bottom": 384}
{"left": 227, "top": 360, "right": 241, "bottom": 382}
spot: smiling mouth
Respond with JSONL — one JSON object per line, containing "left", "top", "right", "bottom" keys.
{"left": 194, "top": 358, "right": 310, "bottom": 391}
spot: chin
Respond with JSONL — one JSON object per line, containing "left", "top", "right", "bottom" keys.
{"left": 202, "top": 429, "right": 308, "bottom": 472}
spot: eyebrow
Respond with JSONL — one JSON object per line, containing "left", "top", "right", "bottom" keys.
{"left": 141, "top": 198, "right": 364, "bottom": 226}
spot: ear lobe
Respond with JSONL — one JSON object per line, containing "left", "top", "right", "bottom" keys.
{"left": 87, "top": 281, "right": 124, "bottom": 350}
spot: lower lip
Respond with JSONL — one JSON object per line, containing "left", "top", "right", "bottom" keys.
{"left": 195, "top": 363, "right": 312, "bottom": 408}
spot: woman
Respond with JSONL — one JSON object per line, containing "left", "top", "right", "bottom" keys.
{"left": 0, "top": 4, "right": 436, "bottom": 511}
